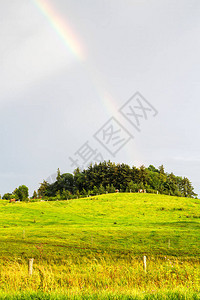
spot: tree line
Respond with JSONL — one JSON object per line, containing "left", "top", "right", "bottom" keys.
{"left": 36, "top": 161, "right": 196, "bottom": 200}
{"left": 2, "top": 161, "right": 197, "bottom": 201}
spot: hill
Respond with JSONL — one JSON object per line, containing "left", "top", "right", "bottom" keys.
{"left": 0, "top": 193, "right": 200, "bottom": 299}
{"left": 0, "top": 193, "right": 199, "bottom": 260}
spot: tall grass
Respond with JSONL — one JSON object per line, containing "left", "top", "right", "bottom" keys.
{"left": 0, "top": 255, "right": 199, "bottom": 299}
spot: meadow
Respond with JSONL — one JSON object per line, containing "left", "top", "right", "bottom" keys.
{"left": 0, "top": 193, "right": 199, "bottom": 299}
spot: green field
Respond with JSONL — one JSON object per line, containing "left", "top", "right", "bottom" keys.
{"left": 0, "top": 193, "right": 200, "bottom": 299}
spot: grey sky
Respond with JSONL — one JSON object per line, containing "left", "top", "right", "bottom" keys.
{"left": 0, "top": 0, "right": 200, "bottom": 196}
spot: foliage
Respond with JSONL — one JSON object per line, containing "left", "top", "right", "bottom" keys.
{"left": 38, "top": 181, "right": 48, "bottom": 198}
{"left": 37, "top": 161, "right": 197, "bottom": 199}
{"left": 32, "top": 190, "right": 38, "bottom": 199}
{"left": 2, "top": 193, "right": 13, "bottom": 200}
{"left": 13, "top": 185, "right": 29, "bottom": 201}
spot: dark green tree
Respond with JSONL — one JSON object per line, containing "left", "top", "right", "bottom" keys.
{"left": 37, "top": 161, "right": 197, "bottom": 199}
{"left": 62, "top": 189, "right": 72, "bottom": 200}
{"left": 32, "top": 190, "right": 38, "bottom": 199}
{"left": 14, "top": 185, "right": 29, "bottom": 201}
{"left": 99, "top": 184, "right": 105, "bottom": 194}
{"left": 92, "top": 186, "right": 99, "bottom": 195}
{"left": 56, "top": 168, "right": 61, "bottom": 181}
{"left": 2, "top": 193, "right": 13, "bottom": 200}
{"left": 38, "top": 180, "right": 49, "bottom": 198}
{"left": 158, "top": 165, "right": 165, "bottom": 175}
{"left": 181, "top": 177, "right": 196, "bottom": 198}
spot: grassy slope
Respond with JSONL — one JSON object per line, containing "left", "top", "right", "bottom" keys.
{"left": 0, "top": 193, "right": 200, "bottom": 299}
{"left": 0, "top": 193, "right": 199, "bottom": 260}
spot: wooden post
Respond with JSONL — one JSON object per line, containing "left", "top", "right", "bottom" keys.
{"left": 143, "top": 256, "right": 147, "bottom": 273}
{"left": 168, "top": 239, "right": 170, "bottom": 249}
{"left": 28, "top": 258, "right": 34, "bottom": 276}
{"left": 23, "top": 229, "right": 25, "bottom": 239}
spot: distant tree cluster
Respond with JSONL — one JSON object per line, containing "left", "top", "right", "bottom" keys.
{"left": 2, "top": 185, "right": 29, "bottom": 201}
{"left": 36, "top": 161, "right": 197, "bottom": 200}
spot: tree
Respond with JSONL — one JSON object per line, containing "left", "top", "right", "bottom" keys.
{"left": 158, "top": 165, "right": 165, "bottom": 175}
{"left": 110, "top": 184, "right": 116, "bottom": 193}
{"left": 137, "top": 165, "right": 149, "bottom": 186}
{"left": 56, "top": 168, "right": 61, "bottom": 181}
{"left": 2, "top": 193, "right": 13, "bottom": 200}
{"left": 75, "top": 190, "right": 80, "bottom": 198}
{"left": 61, "top": 189, "right": 72, "bottom": 200}
{"left": 81, "top": 188, "right": 87, "bottom": 197}
{"left": 105, "top": 184, "right": 111, "bottom": 193}
{"left": 59, "top": 173, "right": 74, "bottom": 193}
{"left": 38, "top": 180, "right": 49, "bottom": 198}
{"left": 127, "top": 180, "right": 138, "bottom": 192}
{"left": 181, "top": 177, "right": 196, "bottom": 198}
{"left": 14, "top": 185, "right": 29, "bottom": 201}
{"left": 32, "top": 190, "right": 37, "bottom": 199}
{"left": 148, "top": 165, "right": 159, "bottom": 172}
{"left": 92, "top": 186, "right": 99, "bottom": 195}
{"left": 99, "top": 184, "right": 105, "bottom": 194}
{"left": 56, "top": 190, "right": 61, "bottom": 200}
{"left": 164, "top": 173, "right": 177, "bottom": 195}
{"left": 148, "top": 171, "right": 160, "bottom": 191}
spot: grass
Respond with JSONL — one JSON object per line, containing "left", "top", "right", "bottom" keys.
{"left": 0, "top": 256, "right": 199, "bottom": 299}
{"left": 0, "top": 193, "right": 199, "bottom": 299}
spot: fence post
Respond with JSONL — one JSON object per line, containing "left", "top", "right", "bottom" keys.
{"left": 28, "top": 258, "right": 34, "bottom": 276}
{"left": 143, "top": 256, "right": 147, "bottom": 273}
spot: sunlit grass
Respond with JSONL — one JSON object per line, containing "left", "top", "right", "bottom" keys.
{"left": 0, "top": 193, "right": 199, "bottom": 298}
{"left": 0, "top": 255, "right": 199, "bottom": 299}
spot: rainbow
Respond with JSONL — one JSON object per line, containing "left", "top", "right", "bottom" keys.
{"left": 32, "top": 0, "right": 118, "bottom": 114}
{"left": 33, "top": 0, "right": 85, "bottom": 60}
{"left": 32, "top": 0, "right": 141, "bottom": 165}
{"left": 33, "top": 1, "right": 118, "bottom": 113}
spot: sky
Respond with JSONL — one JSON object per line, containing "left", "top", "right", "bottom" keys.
{"left": 0, "top": 0, "right": 200, "bottom": 197}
